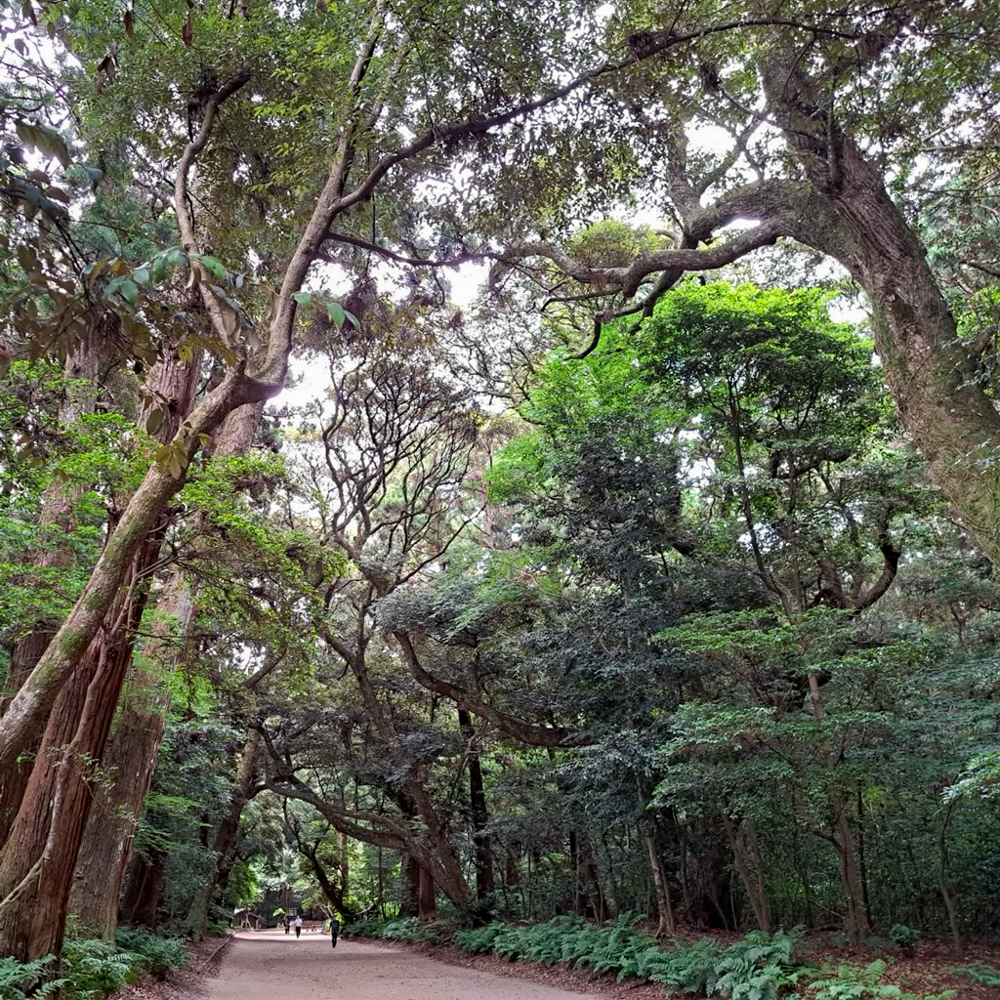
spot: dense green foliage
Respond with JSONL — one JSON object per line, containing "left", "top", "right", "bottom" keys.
{"left": 2, "top": 2, "right": 1000, "bottom": 995}
{"left": 0, "top": 933, "right": 186, "bottom": 1000}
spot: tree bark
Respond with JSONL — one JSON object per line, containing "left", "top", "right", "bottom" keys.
{"left": 119, "top": 849, "right": 166, "bottom": 929}
{"left": 0, "top": 354, "right": 200, "bottom": 961}
{"left": 299, "top": 841, "right": 359, "bottom": 923}
{"left": 755, "top": 60, "right": 1000, "bottom": 568}
{"left": 417, "top": 865, "right": 437, "bottom": 922}
{"left": 721, "top": 813, "right": 773, "bottom": 933}
{"left": 644, "top": 825, "right": 676, "bottom": 938}
{"left": 0, "top": 344, "right": 103, "bottom": 835}
{"left": 68, "top": 399, "right": 263, "bottom": 939}
{"left": 67, "top": 571, "right": 194, "bottom": 938}
{"left": 457, "top": 708, "right": 495, "bottom": 901}
{"left": 184, "top": 729, "right": 262, "bottom": 938}
{"left": 0, "top": 368, "right": 279, "bottom": 781}
{"left": 400, "top": 855, "right": 420, "bottom": 918}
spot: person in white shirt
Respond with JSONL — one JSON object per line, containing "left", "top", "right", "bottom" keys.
{"left": 294, "top": 915, "right": 303, "bottom": 938}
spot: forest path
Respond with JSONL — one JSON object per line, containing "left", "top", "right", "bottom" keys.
{"left": 209, "top": 930, "right": 594, "bottom": 1000}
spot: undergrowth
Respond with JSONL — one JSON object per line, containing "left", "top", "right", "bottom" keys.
{"left": 447, "top": 917, "right": 956, "bottom": 1000}
{"left": 343, "top": 916, "right": 441, "bottom": 943}
{"left": 0, "top": 928, "right": 188, "bottom": 1000}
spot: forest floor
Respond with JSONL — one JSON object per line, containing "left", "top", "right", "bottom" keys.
{"left": 347, "top": 930, "right": 1000, "bottom": 1000}
{"left": 124, "top": 929, "right": 999, "bottom": 1000}
{"left": 189, "top": 929, "right": 605, "bottom": 999}
{"left": 124, "top": 936, "right": 233, "bottom": 1000}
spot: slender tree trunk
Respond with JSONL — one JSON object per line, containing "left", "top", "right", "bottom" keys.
{"left": 856, "top": 785, "right": 873, "bottom": 932}
{"left": 457, "top": 708, "right": 494, "bottom": 900}
{"left": 721, "top": 813, "right": 773, "bottom": 933}
{"left": 644, "top": 826, "right": 676, "bottom": 938}
{"left": 833, "top": 805, "right": 869, "bottom": 942}
{"left": 301, "top": 844, "right": 358, "bottom": 923}
{"left": 119, "top": 849, "right": 166, "bottom": 929}
{"left": 185, "top": 729, "right": 262, "bottom": 938}
{"left": 416, "top": 865, "right": 436, "bottom": 922}
{"left": 937, "top": 804, "right": 964, "bottom": 956}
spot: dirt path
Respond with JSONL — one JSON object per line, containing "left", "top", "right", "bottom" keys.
{"left": 207, "top": 930, "right": 596, "bottom": 1000}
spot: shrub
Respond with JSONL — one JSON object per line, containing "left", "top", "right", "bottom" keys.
{"left": 646, "top": 938, "right": 722, "bottom": 994}
{"left": 343, "top": 917, "right": 390, "bottom": 938}
{"left": 889, "top": 925, "right": 921, "bottom": 952}
{"left": 61, "top": 939, "right": 144, "bottom": 1000}
{"left": 0, "top": 956, "right": 64, "bottom": 1000}
{"left": 115, "top": 928, "right": 188, "bottom": 980}
{"left": 344, "top": 916, "right": 440, "bottom": 944}
{"left": 708, "top": 930, "right": 801, "bottom": 1000}
{"left": 455, "top": 923, "right": 510, "bottom": 954}
{"left": 795, "top": 960, "right": 956, "bottom": 1000}
{"left": 951, "top": 963, "right": 1000, "bottom": 986}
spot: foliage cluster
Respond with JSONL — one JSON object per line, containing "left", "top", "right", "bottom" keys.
{"left": 0, "top": 931, "right": 187, "bottom": 1000}
{"left": 449, "top": 918, "right": 954, "bottom": 1000}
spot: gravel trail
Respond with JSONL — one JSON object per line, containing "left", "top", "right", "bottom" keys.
{"left": 207, "top": 930, "right": 595, "bottom": 1000}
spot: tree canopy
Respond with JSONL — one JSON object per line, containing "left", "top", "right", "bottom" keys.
{"left": 0, "top": 3, "right": 999, "bottom": 995}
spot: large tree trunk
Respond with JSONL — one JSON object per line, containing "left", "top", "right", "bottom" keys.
{"left": 67, "top": 571, "right": 194, "bottom": 938}
{"left": 0, "top": 356, "right": 199, "bottom": 962}
{"left": 399, "top": 855, "right": 420, "bottom": 918}
{"left": 0, "top": 345, "right": 103, "bottom": 835}
{"left": 417, "top": 865, "right": 437, "bottom": 923}
{"left": 0, "top": 369, "right": 277, "bottom": 781}
{"left": 0, "top": 544, "right": 160, "bottom": 960}
{"left": 68, "top": 400, "right": 263, "bottom": 939}
{"left": 758, "top": 61, "right": 1000, "bottom": 567}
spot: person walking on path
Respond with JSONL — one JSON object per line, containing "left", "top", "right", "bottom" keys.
{"left": 283, "top": 915, "right": 290, "bottom": 935}
{"left": 294, "top": 915, "right": 302, "bottom": 938}
{"left": 329, "top": 917, "right": 340, "bottom": 949}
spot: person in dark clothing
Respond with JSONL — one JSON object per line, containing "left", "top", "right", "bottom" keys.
{"left": 330, "top": 917, "right": 340, "bottom": 949}
{"left": 283, "top": 915, "right": 290, "bottom": 935}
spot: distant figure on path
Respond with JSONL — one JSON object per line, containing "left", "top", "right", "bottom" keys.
{"left": 294, "top": 915, "right": 303, "bottom": 938}
{"left": 283, "top": 915, "right": 290, "bottom": 934}
{"left": 330, "top": 917, "right": 340, "bottom": 949}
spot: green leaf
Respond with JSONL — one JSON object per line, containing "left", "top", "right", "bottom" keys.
{"left": 327, "top": 301, "right": 346, "bottom": 327}
{"left": 293, "top": 291, "right": 313, "bottom": 307}
{"left": 119, "top": 279, "right": 139, "bottom": 305}
{"left": 196, "top": 255, "right": 227, "bottom": 280}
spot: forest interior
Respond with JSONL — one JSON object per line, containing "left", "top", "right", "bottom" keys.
{"left": 1, "top": 1, "right": 1000, "bottom": 999}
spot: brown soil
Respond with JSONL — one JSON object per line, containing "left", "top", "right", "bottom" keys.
{"left": 199, "top": 929, "right": 606, "bottom": 999}
{"left": 122, "top": 936, "right": 232, "bottom": 1000}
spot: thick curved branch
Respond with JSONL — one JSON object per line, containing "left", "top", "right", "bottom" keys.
{"left": 505, "top": 219, "right": 787, "bottom": 299}
{"left": 393, "top": 632, "right": 583, "bottom": 748}
{"left": 266, "top": 778, "right": 408, "bottom": 850}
